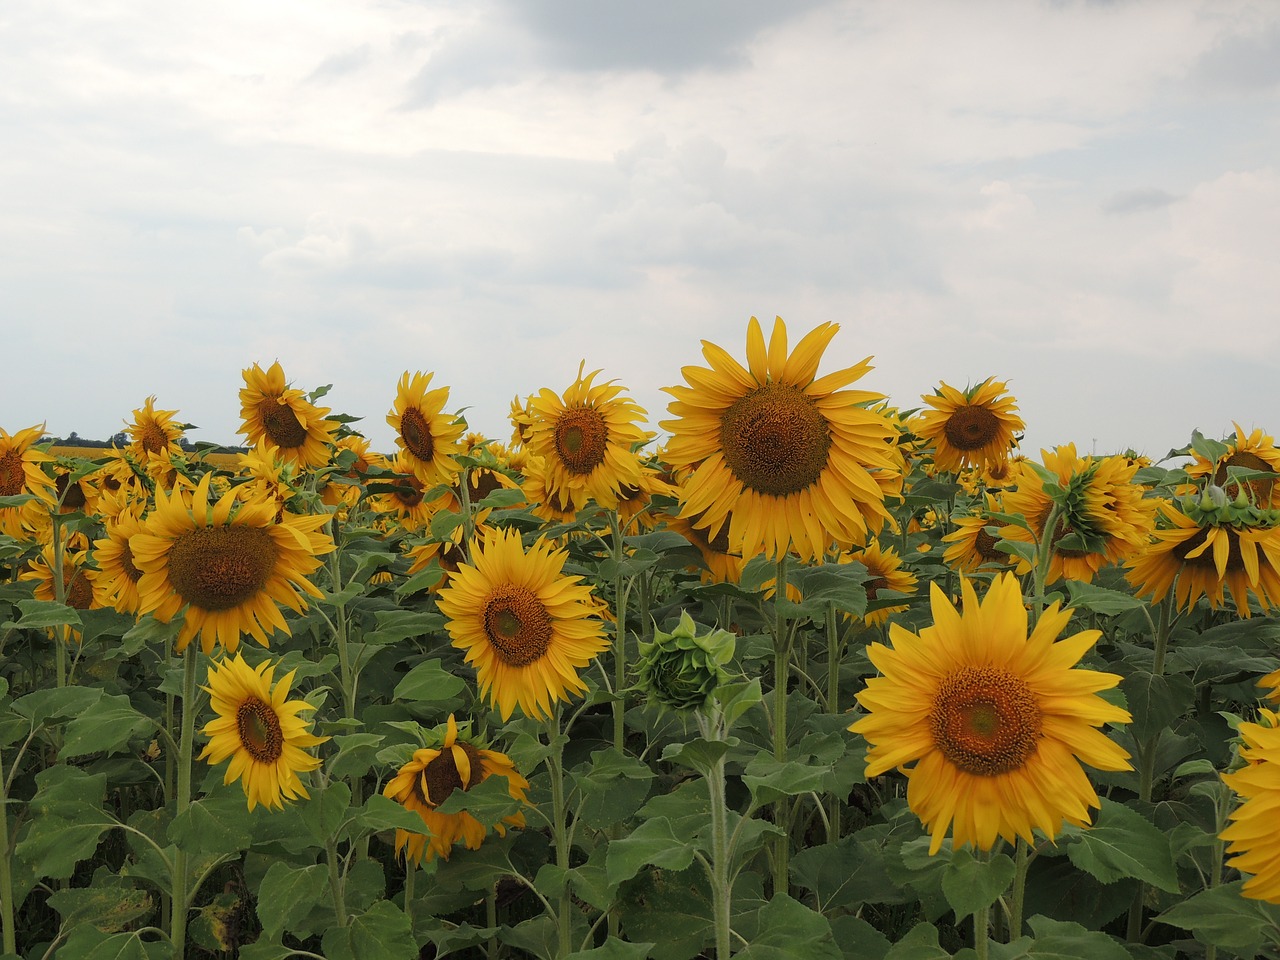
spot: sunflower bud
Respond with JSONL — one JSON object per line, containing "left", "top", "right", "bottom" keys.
{"left": 636, "top": 611, "right": 735, "bottom": 712}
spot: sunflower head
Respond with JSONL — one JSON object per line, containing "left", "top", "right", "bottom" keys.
{"left": 914, "top": 378, "right": 1025, "bottom": 474}
{"left": 387, "top": 371, "right": 466, "bottom": 488}
{"left": 125, "top": 396, "right": 185, "bottom": 460}
{"left": 238, "top": 361, "right": 338, "bottom": 469}
{"left": 1221, "top": 708, "right": 1280, "bottom": 902}
{"left": 636, "top": 610, "right": 736, "bottom": 712}
{"left": 1185, "top": 423, "right": 1280, "bottom": 508}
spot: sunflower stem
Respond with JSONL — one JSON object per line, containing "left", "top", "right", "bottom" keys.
{"left": 326, "top": 835, "right": 348, "bottom": 927}
{"left": 697, "top": 704, "right": 734, "bottom": 960}
{"left": 825, "top": 602, "right": 843, "bottom": 843}
{"left": 486, "top": 887, "right": 500, "bottom": 960}
{"left": 403, "top": 861, "right": 415, "bottom": 932}
{"left": 609, "top": 511, "right": 627, "bottom": 753}
{"left": 170, "top": 643, "right": 197, "bottom": 960}
{"left": 771, "top": 552, "right": 792, "bottom": 898}
{"left": 1031, "top": 503, "right": 1062, "bottom": 619}
{"left": 974, "top": 899, "right": 990, "bottom": 960}
{"left": 1, "top": 746, "right": 16, "bottom": 956}
{"left": 546, "top": 706, "right": 573, "bottom": 958}
{"left": 51, "top": 514, "right": 67, "bottom": 688}
{"left": 1008, "top": 837, "right": 1030, "bottom": 940}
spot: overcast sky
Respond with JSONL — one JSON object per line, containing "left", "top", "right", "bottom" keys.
{"left": 3, "top": 0, "right": 1278, "bottom": 461}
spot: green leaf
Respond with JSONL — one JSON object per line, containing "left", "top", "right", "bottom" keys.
{"left": 615, "top": 865, "right": 713, "bottom": 960}
{"left": 714, "top": 678, "right": 763, "bottom": 727}
{"left": 328, "top": 733, "right": 385, "bottom": 781}
{"left": 606, "top": 817, "right": 700, "bottom": 885}
{"left": 572, "top": 747, "right": 654, "bottom": 829}
{"left": 883, "top": 923, "right": 950, "bottom": 960}
{"left": 392, "top": 658, "right": 466, "bottom": 702}
{"left": 742, "top": 753, "right": 831, "bottom": 804}
{"left": 830, "top": 916, "right": 891, "bottom": 960}
{"left": 255, "top": 863, "right": 330, "bottom": 941}
{"left": 1065, "top": 582, "right": 1148, "bottom": 616}
{"left": 168, "top": 792, "right": 254, "bottom": 859}
{"left": 16, "top": 768, "right": 118, "bottom": 880}
{"left": 322, "top": 900, "right": 418, "bottom": 960}
{"left": 941, "top": 848, "right": 1015, "bottom": 920}
{"left": 434, "top": 772, "right": 523, "bottom": 827}
{"left": 54, "top": 926, "right": 153, "bottom": 960}
{"left": 564, "top": 938, "right": 658, "bottom": 960}
{"left": 300, "top": 780, "right": 352, "bottom": 845}
{"left": 355, "top": 793, "right": 434, "bottom": 834}
{"left": 1121, "top": 671, "right": 1194, "bottom": 743}
{"left": 59, "top": 694, "right": 152, "bottom": 759}
{"left": 737, "top": 894, "right": 842, "bottom": 960}
{"left": 2, "top": 598, "right": 83, "bottom": 630}
{"left": 790, "top": 562, "right": 869, "bottom": 619}
{"left": 1066, "top": 798, "right": 1179, "bottom": 893}
{"left": 11, "top": 684, "right": 102, "bottom": 726}
{"left": 48, "top": 879, "right": 152, "bottom": 933}
{"left": 1156, "top": 880, "right": 1280, "bottom": 954}
{"left": 985, "top": 915, "right": 1135, "bottom": 960}
{"left": 661, "top": 738, "right": 731, "bottom": 777}
{"left": 790, "top": 832, "right": 900, "bottom": 912}
{"left": 364, "top": 608, "right": 444, "bottom": 645}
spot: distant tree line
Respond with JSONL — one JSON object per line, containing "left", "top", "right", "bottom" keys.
{"left": 40, "top": 433, "right": 247, "bottom": 454}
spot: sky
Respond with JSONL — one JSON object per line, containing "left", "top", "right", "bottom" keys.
{"left": 3, "top": 0, "right": 1278, "bottom": 461}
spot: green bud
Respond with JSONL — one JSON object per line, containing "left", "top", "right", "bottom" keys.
{"left": 636, "top": 611, "right": 735, "bottom": 713}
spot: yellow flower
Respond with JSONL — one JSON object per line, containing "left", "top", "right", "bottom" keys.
{"left": 130, "top": 473, "right": 334, "bottom": 654}
{"left": 199, "top": 653, "right": 327, "bottom": 811}
{"left": 914, "top": 378, "right": 1025, "bottom": 474}
{"left": 125, "top": 396, "right": 185, "bottom": 460}
{"left": 437, "top": 528, "right": 609, "bottom": 720}
{"left": 383, "top": 714, "right": 528, "bottom": 864}
{"left": 525, "top": 364, "right": 650, "bottom": 513}
{"left": 238, "top": 361, "right": 337, "bottom": 469}
{"left": 387, "top": 371, "right": 466, "bottom": 488}
{"left": 1185, "top": 423, "right": 1280, "bottom": 507}
{"left": 851, "top": 574, "right": 1131, "bottom": 854}
{"left": 662, "top": 316, "right": 899, "bottom": 562}
{"left": 942, "top": 495, "right": 1025, "bottom": 575}
{"left": 845, "top": 539, "right": 917, "bottom": 626}
{"left": 1221, "top": 709, "right": 1280, "bottom": 903}
{"left": 93, "top": 509, "right": 148, "bottom": 615}
{"left": 19, "top": 542, "right": 105, "bottom": 643}
{"left": 0, "top": 424, "right": 57, "bottom": 538}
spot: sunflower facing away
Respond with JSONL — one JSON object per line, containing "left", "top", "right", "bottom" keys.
{"left": 1220, "top": 708, "right": 1280, "bottom": 903}
{"left": 383, "top": 714, "right": 529, "bottom": 864}
{"left": 199, "top": 653, "right": 327, "bottom": 811}
{"left": 437, "top": 528, "right": 609, "bottom": 720}
{"left": 239, "top": 361, "right": 338, "bottom": 469}
{"left": 913, "top": 378, "right": 1025, "bottom": 474}
{"left": 851, "top": 573, "right": 1132, "bottom": 854}
{"left": 661, "top": 316, "right": 900, "bottom": 562}
{"left": 525, "top": 363, "right": 649, "bottom": 513}
{"left": 387, "top": 371, "right": 466, "bottom": 487}
{"left": 130, "top": 473, "right": 334, "bottom": 654}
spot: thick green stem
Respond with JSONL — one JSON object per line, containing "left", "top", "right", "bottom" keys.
{"left": 702, "top": 708, "right": 733, "bottom": 959}
{"left": 546, "top": 708, "right": 572, "bottom": 958}
{"left": 170, "top": 645, "right": 197, "bottom": 960}
{"left": 825, "top": 603, "right": 842, "bottom": 843}
{"left": 974, "top": 899, "right": 990, "bottom": 960}
{"left": 1008, "top": 838, "right": 1030, "bottom": 940}
{"left": 486, "top": 887, "right": 499, "bottom": 960}
{"left": 609, "top": 512, "right": 627, "bottom": 753}
{"left": 771, "top": 553, "right": 792, "bottom": 897}
{"left": 326, "top": 836, "right": 348, "bottom": 927}
{"left": 1, "top": 746, "right": 16, "bottom": 956}
{"left": 404, "top": 864, "right": 415, "bottom": 930}
{"left": 52, "top": 516, "right": 67, "bottom": 687}
{"left": 1031, "top": 503, "right": 1061, "bottom": 619}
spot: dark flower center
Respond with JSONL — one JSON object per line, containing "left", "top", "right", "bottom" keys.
{"left": 236, "top": 697, "right": 284, "bottom": 763}
{"left": 258, "top": 400, "right": 309, "bottom": 449}
{"left": 943, "top": 405, "right": 1001, "bottom": 452}
{"left": 931, "top": 665, "right": 1042, "bottom": 776}
{"left": 482, "top": 585, "right": 553, "bottom": 666}
{"left": 400, "top": 407, "right": 436, "bottom": 463}
{"left": 720, "top": 383, "right": 832, "bottom": 496}
{"left": 167, "top": 526, "right": 278, "bottom": 611}
{"left": 553, "top": 408, "right": 609, "bottom": 475}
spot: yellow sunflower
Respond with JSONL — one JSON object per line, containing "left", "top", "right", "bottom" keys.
{"left": 1186, "top": 423, "right": 1280, "bottom": 507}
{"left": 1126, "top": 498, "right": 1280, "bottom": 619}
{"left": 366, "top": 454, "right": 439, "bottom": 531}
{"left": 913, "top": 378, "right": 1025, "bottom": 475}
{"left": 93, "top": 508, "right": 148, "bottom": 615}
{"left": 387, "top": 371, "right": 466, "bottom": 488}
{"left": 516, "top": 455, "right": 577, "bottom": 524}
{"left": 130, "top": 473, "right": 334, "bottom": 654}
{"left": 844, "top": 539, "right": 918, "bottom": 626}
{"left": 383, "top": 714, "right": 529, "bottom": 865}
{"left": 663, "top": 507, "right": 746, "bottom": 586}
{"left": 661, "top": 316, "right": 900, "bottom": 562}
{"left": 239, "top": 361, "right": 337, "bottom": 469}
{"left": 942, "top": 495, "right": 1026, "bottom": 575}
{"left": 125, "top": 396, "right": 185, "bottom": 460}
{"left": 524, "top": 364, "right": 650, "bottom": 513}
{"left": 851, "top": 573, "right": 1132, "bottom": 854}
{"left": 1220, "top": 708, "right": 1280, "bottom": 903}
{"left": 0, "top": 424, "right": 57, "bottom": 538}
{"left": 437, "top": 528, "right": 609, "bottom": 721}
{"left": 199, "top": 653, "right": 327, "bottom": 811}
{"left": 19, "top": 542, "right": 105, "bottom": 643}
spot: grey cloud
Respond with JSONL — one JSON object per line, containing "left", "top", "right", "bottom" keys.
{"left": 308, "top": 44, "right": 373, "bottom": 82}
{"left": 1102, "top": 188, "right": 1179, "bottom": 215}
{"left": 1194, "top": 20, "right": 1280, "bottom": 90}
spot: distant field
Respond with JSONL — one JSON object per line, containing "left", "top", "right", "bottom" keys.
{"left": 47, "top": 445, "right": 242, "bottom": 469}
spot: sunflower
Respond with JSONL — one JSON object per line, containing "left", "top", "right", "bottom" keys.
{"left": 516, "top": 455, "right": 577, "bottom": 524}
{"left": 199, "top": 653, "right": 327, "bottom": 811}
{"left": 844, "top": 539, "right": 918, "bottom": 626}
{"left": 851, "top": 574, "right": 1132, "bottom": 854}
{"left": 387, "top": 371, "right": 466, "bottom": 488}
{"left": 913, "top": 378, "right": 1025, "bottom": 475}
{"left": 319, "top": 434, "right": 388, "bottom": 511}
{"left": 437, "top": 528, "right": 609, "bottom": 720}
{"left": 366, "top": 454, "right": 439, "bottom": 531}
{"left": 239, "top": 361, "right": 337, "bottom": 469}
{"left": 942, "top": 495, "right": 1026, "bottom": 575}
{"left": 1126, "top": 498, "right": 1280, "bottom": 619}
{"left": 0, "top": 424, "right": 57, "bottom": 538}
{"left": 616, "top": 461, "right": 679, "bottom": 532}
{"left": 125, "top": 396, "right": 185, "bottom": 460}
{"left": 661, "top": 316, "right": 900, "bottom": 562}
{"left": 383, "top": 714, "right": 529, "bottom": 864}
{"left": 663, "top": 507, "right": 746, "bottom": 586}
{"left": 1185, "top": 423, "right": 1280, "bottom": 507}
{"left": 1220, "top": 708, "right": 1280, "bottom": 903}
{"left": 93, "top": 508, "right": 148, "bottom": 615}
{"left": 130, "top": 473, "right": 334, "bottom": 654}
{"left": 19, "top": 542, "right": 105, "bottom": 643}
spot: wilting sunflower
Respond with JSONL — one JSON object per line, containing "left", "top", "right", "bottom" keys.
{"left": 383, "top": 714, "right": 529, "bottom": 864}
{"left": 851, "top": 574, "right": 1131, "bottom": 854}
{"left": 844, "top": 539, "right": 918, "bottom": 626}
{"left": 1185, "top": 423, "right": 1280, "bottom": 508}
{"left": 437, "top": 528, "right": 609, "bottom": 721}
{"left": 1220, "top": 708, "right": 1280, "bottom": 903}
{"left": 662, "top": 316, "right": 900, "bottom": 562}
{"left": 387, "top": 371, "right": 466, "bottom": 488}
{"left": 913, "top": 378, "right": 1025, "bottom": 475}
{"left": 1126, "top": 497, "right": 1280, "bottom": 618}
{"left": 525, "top": 364, "right": 649, "bottom": 513}
{"left": 199, "top": 653, "right": 327, "bottom": 811}
{"left": 130, "top": 473, "right": 334, "bottom": 654}
{"left": 125, "top": 396, "right": 185, "bottom": 460}
{"left": 239, "top": 361, "right": 337, "bottom": 470}
{"left": 0, "top": 424, "right": 57, "bottom": 538}
{"left": 93, "top": 508, "right": 148, "bottom": 615}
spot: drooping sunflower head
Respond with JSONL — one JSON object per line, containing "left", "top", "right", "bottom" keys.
{"left": 125, "top": 396, "right": 185, "bottom": 460}
{"left": 661, "top": 316, "right": 900, "bottom": 562}
{"left": 914, "top": 378, "right": 1025, "bottom": 475}
{"left": 238, "top": 361, "right": 338, "bottom": 469}
{"left": 130, "top": 473, "right": 335, "bottom": 654}
{"left": 387, "top": 371, "right": 466, "bottom": 488}
{"left": 382, "top": 714, "right": 529, "bottom": 865}
{"left": 851, "top": 573, "right": 1132, "bottom": 854}
{"left": 199, "top": 653, "right": 328, "bottom": 811}
{"left": 515, "top": 455, "right": 576, "bottom": 524}
{"left": 437, "top": 528, "right": 609, "bottom": 720}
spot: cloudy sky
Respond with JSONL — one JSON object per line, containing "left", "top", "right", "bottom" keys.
{"left": 3, "top": 0, "right": 1278, "bottom": 460}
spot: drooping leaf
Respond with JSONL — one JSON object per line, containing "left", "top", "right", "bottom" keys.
{"left": 606, "top": 816, "right": 700, "bottom": 885}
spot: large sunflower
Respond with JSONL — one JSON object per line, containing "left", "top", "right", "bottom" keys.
{"left": 1126, "top": 498, "right": 1280, "bottom": 619}
{"left": 661, "top": 316, "right": 900, "bottom": 562}
{"left": 0, "top": 424, "right": 57, "bottom": 538}
{"left": 387, "top": 371, "right": 466, "bottom": 487}
{"left": 851, "top": 574, "right": 1131, "bottom": 854}
{"left": 1220, "top": 708, "right": 1280, "bottom": 903}
{"left": 199, "top": 653, "right": 327, "bottom": 811}
{"left": 238, "top": 361, "right": 337, "bottom": 470}
{"left": 130, "top": 473, "right": 334, "bottom": 654}
{"left": 437, "top": 528, "right": 609, "bottom": 720}
{"left": 525, "top": 364, "right": 649, "bottom": 513}
{"left": 1185, "top": 423, "right": 1280, "bottom": 507}
{"left": 913, "top": 378, "right": 1025, "bottom": 474}
{"left": 383, "top": 714, "right": 529, "bottom": 864}
{"left": 125, "top": 396, "right": 185, "bottom": 460}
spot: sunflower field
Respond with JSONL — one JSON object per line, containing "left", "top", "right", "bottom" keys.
{"left": 3, "top": 316, "right": 1280, "bottom": 960}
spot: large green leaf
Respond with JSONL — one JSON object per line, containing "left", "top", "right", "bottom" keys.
{"left": 11, "top": 685, "right": 102, "bottom": 726}
{"left": 391, "top": 658, "right": 466, "bottom": 702}
{"left": 322, "top": 900, "right": 418, "bottom": 960}
{"left": 2, "top": 598, "right": 83, "bottom": 631}
{"left": 942, "top": 848, "right": 1015, "bottom": 920}
{"left": 255, "top": 863, "right": 330, "bottom": 941}
{"left": 564, "top": 939, "right": 658, "bottom": 960}
{"left": 58, "top": 694, "right": 152, "bottom": 759}
{"left": 982, "top": 916, "right": 1135, "bottom": 960}
{"left": 883, "top": 923, "right": 950, "bottom": 960}
{"left": 572, "top": 747, "right": 654, "bottom": 829}
{"left": 606, "top": 816, "right": 700, "bottom": 885}
{"left": 1156, "top": 881, "right": 1280, "bottom": 954}
{"left": 1065, "top": 799, "right": 1179, "bottom": 892}
{"left": 736, "top": 895, "right": 842, "bottom": 960}
{"left": 48, "top": 876, "right": 152, "bottom": 933}
{"left": 168, "top": 791, "right": 254, "bottom": 859}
